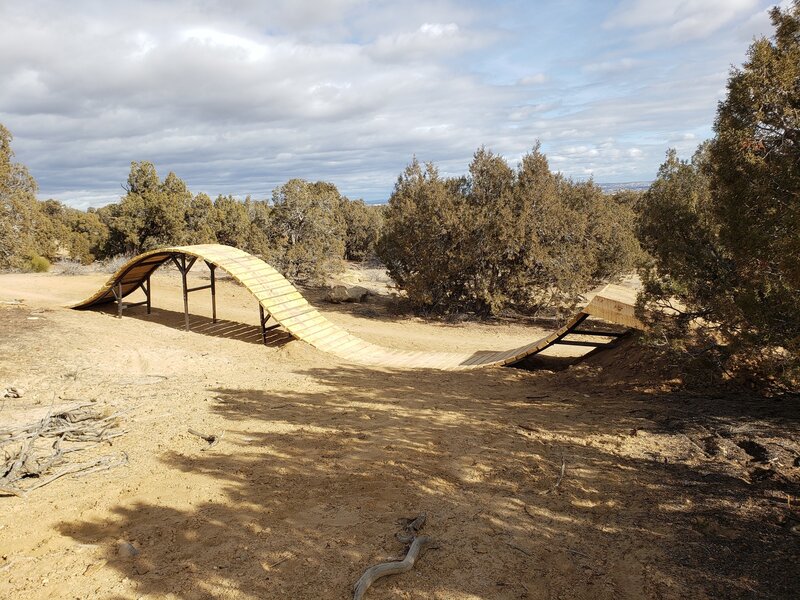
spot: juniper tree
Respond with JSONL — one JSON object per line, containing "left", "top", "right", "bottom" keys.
{"left": 637, "top": 2, "right": 800, "bottom": 386}
{"left": 268, "top": 179, "right": 346, "bottom": 283}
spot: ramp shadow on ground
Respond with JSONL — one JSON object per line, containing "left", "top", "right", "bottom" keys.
{"left": 57, "top": 365, "right": 799, "bottom": 599}
{"left": 91, "top": 303, "right": 294, "bottom": 347}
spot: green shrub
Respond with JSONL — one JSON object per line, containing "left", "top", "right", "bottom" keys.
{"left": 102, "top": 162, "right": 191, "bottom": 255}
{"left": 28, "top": 253, "right": 50, "bottom": 272}
{"left": 636, "top": 2, "right": 800, "bottom": 391}
{"left": 341, "top": 199, "right": 383, "bottom": 261}
{"left": 379, "top": 146, "right": 640, "bottom": 316}
{"left": 267, "top": 179, "right": 346, "bottom": 283}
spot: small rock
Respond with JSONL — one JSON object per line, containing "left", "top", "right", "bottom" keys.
{"left": 82, "top": 561, "right": 106, "bottom": 576}
{"left": 134, "top": 559, "right": 153, "bottom": 575}
{"left": 3, "top": 387, "right": 23, "bottom": 398}
{"left": 326, "top": 285, "right": 349, "bottom": 303}
{"left": 346, "top": 285, "right": 370, "bottom": 302}
{"left": 325, "top": 285, "right": 370, "bottom": 303}
{"left": 116, "top": 541, "right": 139, "bottom": 558}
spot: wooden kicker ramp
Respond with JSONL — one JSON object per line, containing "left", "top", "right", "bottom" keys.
{"left": 72, "top": 244, "right": 642, "bottom": 370}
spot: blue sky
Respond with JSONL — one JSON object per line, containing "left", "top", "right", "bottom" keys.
{"left": 0, "top": 0, "right": 785, "bottom": 208}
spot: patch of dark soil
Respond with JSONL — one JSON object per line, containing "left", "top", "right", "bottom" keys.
{"left": 0, "top": 305, "right": 47, "bottom": 341}
{"left": 736, "top": 440, "right": 770, "bottom": 463}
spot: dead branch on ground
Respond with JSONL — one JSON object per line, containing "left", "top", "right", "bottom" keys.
{"left": 352, "top": 513, "right": 437, "bottom": 600}
{"left": 353, "top": 536, "right": 436, "bottom": 600}
{"left": 0, "top": 403, "right": 129, "bottom": 497}
{"left": 396, "top": 513, "right": 426, "bottom": 543}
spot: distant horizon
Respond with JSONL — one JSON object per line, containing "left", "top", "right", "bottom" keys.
{"left": 1, "top": 0, "right": 783, "bottom": 209}
{"left": 36, "top": 178, "right": 654, "bottom": 209}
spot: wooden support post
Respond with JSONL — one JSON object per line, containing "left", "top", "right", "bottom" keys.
{"left": 112, "top": 279, "right": 152, "bottom": 319}
{"left": 207, "top": 262, "right": 217, "bottom": 323}
{"left": 552, "top": 313, "right": 588, "bottom": 345}
{"left": 171, "top": 253, "right": 195, "bottom": 331}
{"left": 259, "top": 306, "right": 281, "bottom": 345}
{"left": 144, "top": 275, "right": 151, "bottom": 315}
{"left": 180, "top": 255, "right": 190, "bottom": 331}
{"left": 260, "top": 305, "right": 267, "bottom": 345}
{"left": 169, "top": 254, "right": 206, "bottom": 331}
{"left": 554, "top": 339, "right": 610, "bottom": 348}
{"left": 570, "top": 329, "right": 624, "bottom": 337}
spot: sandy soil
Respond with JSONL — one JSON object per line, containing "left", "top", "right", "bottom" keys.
{"left": 0, "top": 269, "right": 798, "bottom": 599}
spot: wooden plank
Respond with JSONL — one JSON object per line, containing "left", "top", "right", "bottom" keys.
{"left": 268, "top": 299, "right": 310, "bottom": 316}
{"left": 271, "top": 305, "right": 319, "bottom": 321}
{"left": 584, "top": 286, "right": 642, "bottom": 329}
{"left": 327, "top": 336, "right": 365, "bottom": 353}
{"left": 281, "top": 314, "right": 327, "bottom": 330}
{"left": 309, "top": 329, "right": 349, "bottom": 348}
{"left": 262, "top": 290, "right": 303, "bottom": 305}
{"left": 305, "top": 326, "right": 348, "bottom": 345}
{"left": 296, "top": 322, "right": 339, "bottom": 341}
{"left": 284, "top": 314, "right": 328, "bottom": 330}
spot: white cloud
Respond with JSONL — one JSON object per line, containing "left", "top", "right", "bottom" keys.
{"left": 367, "top": 22, "right": 478, "bottom": 62}
{"left": 419, "top": 22, "right": 459, "bottom": 36}
{"left": 0, "top": 0, "right": 782, "bottom": 205}
{"left": 606, "top": 0, "right": 759, "bottom": 42}
{"left": 583, "top": 57, "right": 640, "bottom": 74}
{"left": 518, "top": 73, "right": 548, "bottom": 85}
{"left": 180, "top": 28, "right": 269, "bottom": 62}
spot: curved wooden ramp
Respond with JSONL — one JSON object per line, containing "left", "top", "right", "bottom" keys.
{"left": 72, "top": 244, "right": 642, "bottom": 370}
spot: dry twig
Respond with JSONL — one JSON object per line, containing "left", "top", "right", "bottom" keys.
{"left": 542, "top": 453, "right": 566, "bottom": 494}
{"left": 188, "top": 428, "right": 224, "bottom": 449}
{"left": 506, "top": 542, "right": 532, "bottom": 556}
{"left": 268, "top": 556, "right": 290, "bottom": 569}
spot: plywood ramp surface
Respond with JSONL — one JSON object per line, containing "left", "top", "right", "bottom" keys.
{"left": 72, "top": 244, "right": 641, "bottom": 371}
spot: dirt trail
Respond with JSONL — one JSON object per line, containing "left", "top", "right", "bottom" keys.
{"left": 0, "top": 271, "right": 797, "bottom": 599}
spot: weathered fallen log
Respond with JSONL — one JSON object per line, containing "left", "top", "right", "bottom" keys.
{"left": 352, "top": 535, "right": 435, "bottom": 600}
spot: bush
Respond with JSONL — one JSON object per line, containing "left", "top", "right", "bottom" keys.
{"left": 377, "top": 159, "right": 470, "bottom": 312}
{"left": 636, "top": 2, "right": 800, "bottom": 391}
{"left": 213, "top": 194, "right": 251, "bottom": 248}
{"left": 379, "top": 146, "right": 640, "bottom": 316}
{"left": 28, "top": 253, "right": 50, "bottom": 273}
{"left": 103, "top": 254, "right": 135, "bottom": 274}
{"left": 1, "top": 124, "right": 40, "bottom": 270}
{"left": 55, "top": 260, "right": 90, "bottom": 275}
{"left": 341, "top": 199, "right": 383, "bottom": 261}
{"left": 267, "top": 179, "right": 346, "bottom": 283}
{"left": 102, "top": 162, "right": 191, "bottom": 255}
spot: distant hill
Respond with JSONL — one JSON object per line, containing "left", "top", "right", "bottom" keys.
{"left": 597, "top": 181, "right": 651, "bottom": 193}
{"left": 365, "top": 181, "right": 653, "bottom": 205}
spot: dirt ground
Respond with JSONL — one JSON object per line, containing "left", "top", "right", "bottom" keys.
{"left": 0, "top": 267, "right": 798, "bottom": 599}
